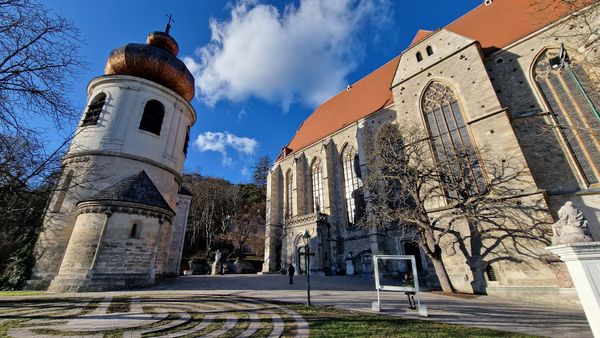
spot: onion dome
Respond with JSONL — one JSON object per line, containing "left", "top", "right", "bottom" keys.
{"left": 104, "top": 31, "right": 195, "bottom": 102}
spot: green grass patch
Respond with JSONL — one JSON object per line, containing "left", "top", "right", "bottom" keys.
{"left": 289, "top": 304, "right": 537, "bottom": 338}
{"left": 0, "top": 291, "right": 45, "bottom": 296}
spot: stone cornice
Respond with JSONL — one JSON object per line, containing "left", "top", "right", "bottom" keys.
{"left": 77, "top": 200, "right": 174, "bottom": 222}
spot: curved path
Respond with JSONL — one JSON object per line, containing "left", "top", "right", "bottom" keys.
{"left": 1, "top": 295, "right": 308, "bottom": 338}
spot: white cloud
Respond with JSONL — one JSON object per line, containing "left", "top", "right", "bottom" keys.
{"left": 241, "top": 167, "right": 250, "bottom": 177}
{"left": 194, "top": 131, "right": 258, "bottom": 166}
{"left": 184, "top": 0, "right": 391, "bottom": 110}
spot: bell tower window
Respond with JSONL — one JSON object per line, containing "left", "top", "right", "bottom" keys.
{"left": 183, "top": 125, "right": 190, "bottom": 155}
{"left": 139, "top": 100, "right": 165, "bottom": 136}
{"left": 81, "top": 93, "right": 106, "bottom": 126}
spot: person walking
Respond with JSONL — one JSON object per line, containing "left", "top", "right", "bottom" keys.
{"left": 288, "top": 264, "right": 295, "bottom": 285}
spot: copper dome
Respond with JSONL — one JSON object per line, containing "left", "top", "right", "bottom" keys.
{"left": 104, "top": 31, "right": 195, "bottom": 102}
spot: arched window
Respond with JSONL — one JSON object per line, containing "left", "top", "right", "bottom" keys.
{"left": 139, "top": 100, "right": 165, "bottom": 136}
{"left": 81, "top": 93, "right": 106, "bottom": 126}
{"left": 422, "top": 81, "right": 486, "bottom": 195}
{"left": 426, "top": 46, "right": 434, "bottom": 56}
{"left": 183, "top": 125, "right": 190, "bottom": 155}
{"left": 130, "top": 223, "right": 139, "bottom": 239}
{"left": 342, "top": 145, "right": 362, "bottom": 224}
{"left": 285, "top": 170, "right": 293, "bottom": 217}
{"left": 416, "top": 52, "right": 423, "bottom": 62}
{"left": 311, "top": 158, "right": 324, "bottom": 213}
{"left": 533, "top": 48, "right": 600, "bottom": 185}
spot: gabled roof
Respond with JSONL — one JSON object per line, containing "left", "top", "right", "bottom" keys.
{"left": 80, "top": 171, "right": 173, "bottom": 212}
{"left": 410, "top": 29, "right": 434, "bottom": 47}
{"left": 278, "top": 0, "right": 591, "bottom": 160}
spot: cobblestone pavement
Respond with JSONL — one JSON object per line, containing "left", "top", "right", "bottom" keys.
{"left": 0, "top": 294, "right": 308, "bottom": 338}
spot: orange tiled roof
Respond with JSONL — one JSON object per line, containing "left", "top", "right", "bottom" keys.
{"left": 279, "top": 0, "right": 590, "bottom": 160}
{"left": 446, "top": 0, "right": 592, "bottom": 54}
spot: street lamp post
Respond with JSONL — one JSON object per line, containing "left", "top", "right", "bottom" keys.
{"left": 302, "top": 230, "right": 312, "bottom": 306}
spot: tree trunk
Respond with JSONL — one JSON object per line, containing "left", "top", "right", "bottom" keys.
{"left": 421, "top": 230, "right": 455, "bottom": 293}
{"left": 468, "top": 256, "right": 487, "bottom": 295}
{"left": 429, "top": 253, "right": 455, "bottom": 293}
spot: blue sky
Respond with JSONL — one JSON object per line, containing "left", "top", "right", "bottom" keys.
{"left": 44, "top": 0, "right": 481, "bottom": 183}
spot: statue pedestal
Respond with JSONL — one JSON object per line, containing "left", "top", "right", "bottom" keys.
{"left": 546, "top": 242, "right": 600, "bottom": 337}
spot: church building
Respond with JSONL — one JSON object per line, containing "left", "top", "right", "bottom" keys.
{"left": 28, "top": 27, "right": 195, "bottom": 291}
{"left": 263, "top": 0, "right": 600, "bottom": 303}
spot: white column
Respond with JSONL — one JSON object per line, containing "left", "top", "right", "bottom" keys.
{"left": 546, "top": 242, "right": 600, "bottom": 337}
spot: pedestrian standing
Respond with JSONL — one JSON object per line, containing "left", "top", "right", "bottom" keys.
{"left": 288, "top": 264, "right": 295, "bottom": 284}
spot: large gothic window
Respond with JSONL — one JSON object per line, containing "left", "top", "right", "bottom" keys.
{"left": 342, "top": 145, "right": 362, "bottom": 224}
{"left": 81, "top": 93, "right": 106, "bottom": 126}
{"left": 285, "top": 170, "right": 293, "bottom": 218}
{"left": 533, "top": 48, "right": 600, "bottom": 186}
{"left": 139, "top": 100, "right": 165, "bottom": 136}
{"left": 311, "top": 158, "right": 324, "bottom": 213}
{"left": 422, "top": 81, "right": 486, "bottom": 195}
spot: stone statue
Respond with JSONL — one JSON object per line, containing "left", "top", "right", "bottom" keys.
{"left": 211, "top": 250, "right": 221, "bottom": 275}
{"left": 551, "top": 201, "right": 593, "bottom": 245}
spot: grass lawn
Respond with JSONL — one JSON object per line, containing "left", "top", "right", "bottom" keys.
{"left": 0, "top": 291, "right": 45, "bottom": 296}
{"left": 290, "top": 304, "right": 536, "bottom": 338}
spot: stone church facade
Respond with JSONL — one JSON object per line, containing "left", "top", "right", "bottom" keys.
{"left": 263, "top": 0, "right": 600, "bottom": 302}
{"left": 28, "top": 29, "right": 195, "bottom": 292}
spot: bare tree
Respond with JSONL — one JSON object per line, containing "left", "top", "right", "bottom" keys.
{"left": 0, "top": 0, "right": 83, "bottom": 135}
{"left": 183, "top": 173, "right": 239, "bottom": 259}
{"left": 363, "top": 123, "right": 551, "bottom": 294}
{"left": 222, "top": 202, "right": 265, "bottom": 259}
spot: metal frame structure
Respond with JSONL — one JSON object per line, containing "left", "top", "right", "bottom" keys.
{"left": 372, "top": 254, "right": 427, "bottom": 316}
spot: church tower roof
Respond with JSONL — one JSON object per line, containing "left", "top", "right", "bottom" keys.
{"left": 80, "top": 171, "right": 173, "bottom": 212}
{"left": 104, "top": 28, "right": 195, "bottom": 102}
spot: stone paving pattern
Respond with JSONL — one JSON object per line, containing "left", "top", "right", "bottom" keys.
{"left": 0, "top": 275, "right": 593, "bottom": 337}
{"left": 0, "top": 294, "right": 308, "bottom": 337}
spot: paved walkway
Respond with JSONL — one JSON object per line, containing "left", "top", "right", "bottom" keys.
{"left": 147, "top": 275, "right": 591, "bottom": 338}
{"left": 0, "top": 274, "right": 592, "bottom": 337}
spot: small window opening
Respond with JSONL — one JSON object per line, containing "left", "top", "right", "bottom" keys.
{"left": 426, "top": 46, "right": 434, "bottom": 56}
{"left": 416, "top": 52, "right": 423, "bottom": 62}
{"left": 130, "top": 223, "right": 139, "bottom": 239}
{"left": 486, "top": 265, "right": 497, "bottom": 281}
{"left": 81, "top": 93, "right": 106, "bottom": 126}
{"left": 183, "top": 125, "right": 190, "bottom": 155}
{"left": 139, "top": 100, "right": 165, "bottom": 136}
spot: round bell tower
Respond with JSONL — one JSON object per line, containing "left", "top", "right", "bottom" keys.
{"left": 29, "top": 28, "right": 197, "bottom": 291}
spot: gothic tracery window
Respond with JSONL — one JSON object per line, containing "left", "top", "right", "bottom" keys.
{"left": 533, "top": 48, "right": 600, "bottom": 186}
{"left": 342, "top": 145, "right": 362, "bottom": 224}
{"left": 422, "top": 81, "right": 486, "bottom": 195}
{"left": 311, "top": 158, "right": 324, "bottom": 213}
{"left": 139, "top": 100, "right": 165, "bottom": 136}
{"left": 285, "top": 170, "right": 293, "bottom": 218}
{"left": 81, "top": 93, "right": 106, "bottom": 126}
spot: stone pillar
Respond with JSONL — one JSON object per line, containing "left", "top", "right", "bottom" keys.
{"left": 165, "top": 194, "right": 191, "bottom": 276}
{"left": 263, "top": 166, "right": 283, "bottom": 273}
{"left": 546, "top": 243, "right": 600, "bottom": 337}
